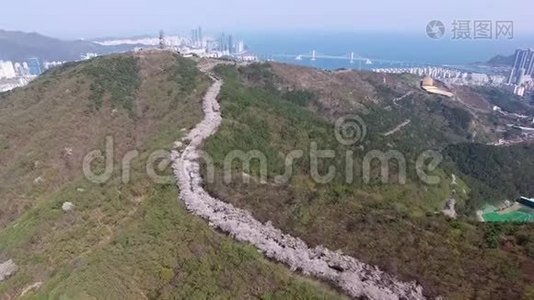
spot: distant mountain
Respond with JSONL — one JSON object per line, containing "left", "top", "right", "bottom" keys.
{"left": 0, "top": 29, "right": 137, "bottom": 61}
{"left": 486, "top": 53, "right": 515, "bottom": 66}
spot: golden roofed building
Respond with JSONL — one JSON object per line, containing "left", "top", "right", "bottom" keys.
{"left": 421, "top": 75, "right": 453, "bottom": 98}
{"left": 422, "top": 76, "right": 434, "bottom": 87}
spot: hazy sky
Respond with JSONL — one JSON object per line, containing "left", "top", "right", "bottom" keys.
{"left": 1, "top": 0, "right": 533, "bottom": 39}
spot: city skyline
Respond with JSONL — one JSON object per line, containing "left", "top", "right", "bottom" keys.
{"left": 1, "top": 0, "right": 533, "bottom": 39}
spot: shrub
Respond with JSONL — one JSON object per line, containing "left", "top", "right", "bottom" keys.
{"left": 83, "top": 56, "right": 140, "bottom": 112}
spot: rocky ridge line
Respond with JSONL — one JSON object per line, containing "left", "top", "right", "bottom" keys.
{"left": 171, "top": 72, "right": 426, "bottom": 300}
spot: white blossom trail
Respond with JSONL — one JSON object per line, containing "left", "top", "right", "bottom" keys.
{"left": 171, "top": 73, "right": 426, "bottom": 300}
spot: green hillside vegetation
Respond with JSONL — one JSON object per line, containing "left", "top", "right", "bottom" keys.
{"left": 474, "top": 86, "right": 534, "bottom": 115}
{"left": 203, "top": 63, "right": 534, "bottom": 298}
{"left": 446, "top": 143, "right": 534, "bottom": 210}
{"left": 83, "top": 56, "right": 140, "bottom": 111}
{"left": 0, "top": 52, "right": 342, "bottom": 299}
{"left": 2, "top": 53, "right": 533, "bottom": 299}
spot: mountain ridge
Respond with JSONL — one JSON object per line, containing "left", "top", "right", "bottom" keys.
{"left": 0, "top": 51, "right": 346, "bottom": 299}
{"left": 486, "top": 53, "right": 515, "bottom": 66}
{"left": 1, "top": 52, "right": 533, "bottom": 299}
{"left": 203, "top": 61, "right": 534, "bottom": 298}
{"left": 0, "top": 29, "right": 136, "bottom": 61}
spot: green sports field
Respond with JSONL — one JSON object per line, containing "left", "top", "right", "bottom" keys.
{"left": 483, "top": 208, "right": 534, "bottom": 223}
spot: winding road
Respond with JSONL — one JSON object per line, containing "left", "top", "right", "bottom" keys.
{"left": 171, "top": 69, "right": 426, "bottom": 300}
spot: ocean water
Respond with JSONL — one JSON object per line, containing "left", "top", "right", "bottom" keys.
{"left": 239, "top": 31, "right": 534, "bottom": 70}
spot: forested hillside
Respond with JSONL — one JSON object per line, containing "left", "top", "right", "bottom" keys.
{"left": 0, "top": 53, "right": 341, "bottom": 299}
{"left": 202, "top": 63, "right": 534, "bottom": 298}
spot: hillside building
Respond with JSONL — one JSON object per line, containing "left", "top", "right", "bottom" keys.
{"left": 508, "top": 49, "right": 534, "bottom": 85}
{"left": 0, "top": 61, "right": 16, "bottom": 79}
{"left": 421, "top": 75, "right": 454, "bottom": 97}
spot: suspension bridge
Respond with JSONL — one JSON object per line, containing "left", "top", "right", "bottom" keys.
{"left": 269, "top": 50, "right": 409, "bottom": 66}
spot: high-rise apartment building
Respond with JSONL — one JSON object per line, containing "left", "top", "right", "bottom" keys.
{"left": 0, "top": 61, "right": 17, "bottom": 79}
{"left": 27, "top": 58, "right": 42, "bottom": 76}
{"left": 507, "top": 49, "right": 534, "bottom": 84}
